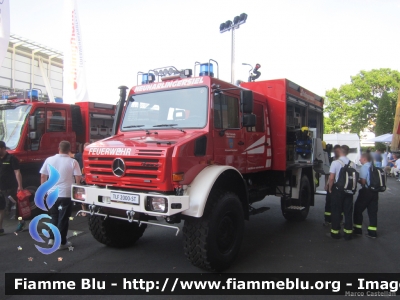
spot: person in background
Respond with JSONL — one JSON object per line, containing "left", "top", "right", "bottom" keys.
{"left": 70, "top": 142, "right": 90, "bottom": 216}
{"left": 373, "top": 149, "right": 382, "bottom": 168}
{"left": 328, "top": 145, "right": 355, "bottom": 240}
{"left": 70, "top": 142, "right": 89, "bottom": 171}
{"left": 382, "top": 150, "right": 388, "bottom": 169}
{"left": 324, "top": 144, "right": 341, "bottom": 226}
{"left": 390, "top": 154, "right": 400, "bottom": 180}
{"left": 40, "top": 141, "right": 82, "bottom": 250}
{"left": 0, "top": 141, "right": 24, "bottom": 235}
{"left": 353, "top": 152, "right": 379, "bottom": 238}
{"left": 387, "top": 152, "right": 396, "bottom": 176}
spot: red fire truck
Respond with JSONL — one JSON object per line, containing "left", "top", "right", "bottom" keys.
{"left": 0, "top": 90, "right": 115, "bottom": 207}
{"left": 72, "top": 62, "right": 329, "bottom": 271}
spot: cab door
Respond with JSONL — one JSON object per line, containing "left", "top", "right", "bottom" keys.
{"left": 244, "top": 102, "right": 270, "bottom": 172}
{"left": 212, "top": 93, "right": 246, "bottom": 172}
{"left": 26, "top": 107, "right": 48, "bottom": 163}
{"left": 27, "top": 107, "right": 71, "bottom": 162}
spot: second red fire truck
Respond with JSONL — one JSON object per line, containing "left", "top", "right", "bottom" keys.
{"left": 72, "top": 62, "right": 329, "bottom": 271}
{"left": 0, "top": 90, "right": 115, "bottom": 211}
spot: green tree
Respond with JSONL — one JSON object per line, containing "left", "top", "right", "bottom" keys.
{"left": 375, "top": 92, "right": 396, "bottom": 135}
{"left": 324, "top": 68, "right": 400, "bottom": 135}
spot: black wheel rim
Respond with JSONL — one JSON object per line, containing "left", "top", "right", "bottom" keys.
{"left": 217, "top": 212, "right": 237, "bottom": 254}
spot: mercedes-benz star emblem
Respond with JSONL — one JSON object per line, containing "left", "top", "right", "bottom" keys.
{"left": 112, "top": 158, "right": 126, "bottom": 177}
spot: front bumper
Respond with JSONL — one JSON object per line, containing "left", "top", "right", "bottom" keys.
{"left": 71, "top": 184, "right": 190, "bottom": 217}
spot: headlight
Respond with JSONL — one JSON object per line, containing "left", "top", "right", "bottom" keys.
{"left": 72, "top": 187, "right": 86, "bottom": 201}
{"left": 146, "top": 196, "right": 168, "bottom": 213}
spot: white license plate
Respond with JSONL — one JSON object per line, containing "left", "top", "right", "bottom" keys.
{"left": 110, "top": 192, "right": 139, "bottom": 204}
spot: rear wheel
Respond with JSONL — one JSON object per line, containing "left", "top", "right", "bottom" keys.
{"left": 183, "top": 190, "right": 244, "bottom": 272}
{"left": 281, "top": 175, "right": 311, "bottom": 222}
{"left": 88, "top": 216, "right": 146, "bottom": 248}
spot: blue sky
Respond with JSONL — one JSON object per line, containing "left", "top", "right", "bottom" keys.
{"left": 9, "top": 0, "right": 400, "bottom": 103}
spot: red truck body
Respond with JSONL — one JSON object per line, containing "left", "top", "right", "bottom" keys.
{"left": 72, "top": 66, "right": 327, "bottom": 272}
{"left": 241, "top": 79, "right": 324, "bottom": 171}
{"left": 83, "top": 77, "right": 323, "bottom": 190}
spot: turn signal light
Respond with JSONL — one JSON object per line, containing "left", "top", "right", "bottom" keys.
{"left": 172, "top": 173, "right": 184, "bottom": 182}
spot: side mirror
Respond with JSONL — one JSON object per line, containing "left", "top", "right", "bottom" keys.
{"left": 243, "top": 113, "right": 256, "bottom": 127}
{"left": 29, "top": 131, "right": 38, "bottom": 140}
{"left": 29, "top": 116, "right": 36, "bottom": 130}
{"left": 241, "top": 89, "right": 253, "bottom": 113}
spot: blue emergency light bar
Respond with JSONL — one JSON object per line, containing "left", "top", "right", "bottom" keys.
{"left": 28, "top": 90, "right": 39, "bottom": 98}
{"left": 199, "top": 63, "right": 214, "bottom": 77}
{"left": 141, "top": 73, "right": 155, "bottom": 84}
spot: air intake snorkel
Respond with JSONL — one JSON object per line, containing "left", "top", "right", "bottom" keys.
{"left": 112, "top": 86, "right": 128, "bottom": 136}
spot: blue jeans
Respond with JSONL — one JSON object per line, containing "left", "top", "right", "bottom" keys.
{"left": 49, "top": 197, "right": 72, "bottom": 245}
{"left": 375, "top": 162, "right": 382, "bottom": 168}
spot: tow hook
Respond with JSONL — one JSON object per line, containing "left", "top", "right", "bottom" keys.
{"left": 126, "top": 210, "right": 135, "bottom": 223}
{"left": 89, "top": 204, "right": 96, "bottom": 216}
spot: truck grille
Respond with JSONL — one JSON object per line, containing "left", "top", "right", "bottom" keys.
{"left": 86, "top": 149, "right": 166, "bottom": 189}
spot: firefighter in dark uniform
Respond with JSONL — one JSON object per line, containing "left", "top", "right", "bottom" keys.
{"left": 328, "top": 145, "right": 354, "bottom": 240}
{"left": 353, "top": 153, "right": 379, "bottom": 238}
{"left": 324, "top": 144, "right": 341, "bottom": 226}
{"left": 0, "top": 141, "right": 23, "bottom": 235}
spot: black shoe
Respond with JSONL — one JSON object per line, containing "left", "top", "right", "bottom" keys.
{"left": 366, "top": 233, "right": 377, "bottom": 239}
{"left": 331, "top": 233, "right": 342, "bottom": 239}
{"left": 353, "top": 228, "right": 362, "bottom": 236}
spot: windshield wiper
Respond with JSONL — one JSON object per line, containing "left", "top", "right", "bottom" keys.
{"left": 123, "top": 125, "right": 153, "bottom": 135}
{"left": 123, "top": 125, "right": 145, "bottom": 128}
{"left": 153, "top": 124, "right": 186, "bottom": 133}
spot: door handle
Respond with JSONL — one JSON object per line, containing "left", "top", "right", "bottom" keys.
{"left": 238, "top": 141, "right": 244, "bottom": 146}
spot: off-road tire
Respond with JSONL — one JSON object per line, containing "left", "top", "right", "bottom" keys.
{"left": 183, "top": 190, "right": 244, "bottom": 272}
{"left": 281, "top": 175, "right": 311, "bottom": 222}
{"left": 89, "top": 216, "right": 146, "bottom": 248}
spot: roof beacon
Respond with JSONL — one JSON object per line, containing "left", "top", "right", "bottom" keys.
{"left": 199, "top": 63, "right": 214, "bottom": 77}
{"left": 141, "top": 73, "right": 155, "bottom": 85}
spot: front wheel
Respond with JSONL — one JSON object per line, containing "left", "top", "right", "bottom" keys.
{"left": 281, "top": 175, "right": 311, "bottom": 222}
{"left": 183, "top": 190, "right": 244, "bottom": 272}
{"left": 88, "top": 216, "right": 146, "bottom": 248}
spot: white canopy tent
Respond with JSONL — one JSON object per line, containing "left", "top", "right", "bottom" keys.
{"left": 366, "top": 133, "right": 393, "bottom": 143}
{"left": 366, "top": 133, "right": 393, "bottom": 153}
{"left": 323, "top": 133, "right": 361, "bottom": 164}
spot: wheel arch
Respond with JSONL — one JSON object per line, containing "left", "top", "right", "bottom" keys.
{"left": 182, "top": 166, "right": 249, "bottom": 219}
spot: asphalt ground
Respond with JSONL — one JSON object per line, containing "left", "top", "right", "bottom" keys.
{"left": 1, "top": 177, "right": 400, "bottom": 300}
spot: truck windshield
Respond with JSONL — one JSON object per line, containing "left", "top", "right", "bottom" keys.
{"left": 0, "top": 104, "right": 31, "bottom": 150}
{"left": 121, "top": 87, "right": 208, "bottom": 131}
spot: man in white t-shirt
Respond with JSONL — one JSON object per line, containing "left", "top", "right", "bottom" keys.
{"left": 382, "top": 151, "right": 388, "bottom": 168}
{"left": 40, "top": 141, "right": 82, "bottom": 250}
{"left": 328, "top": 145, "right": 355, "bottom": 240}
